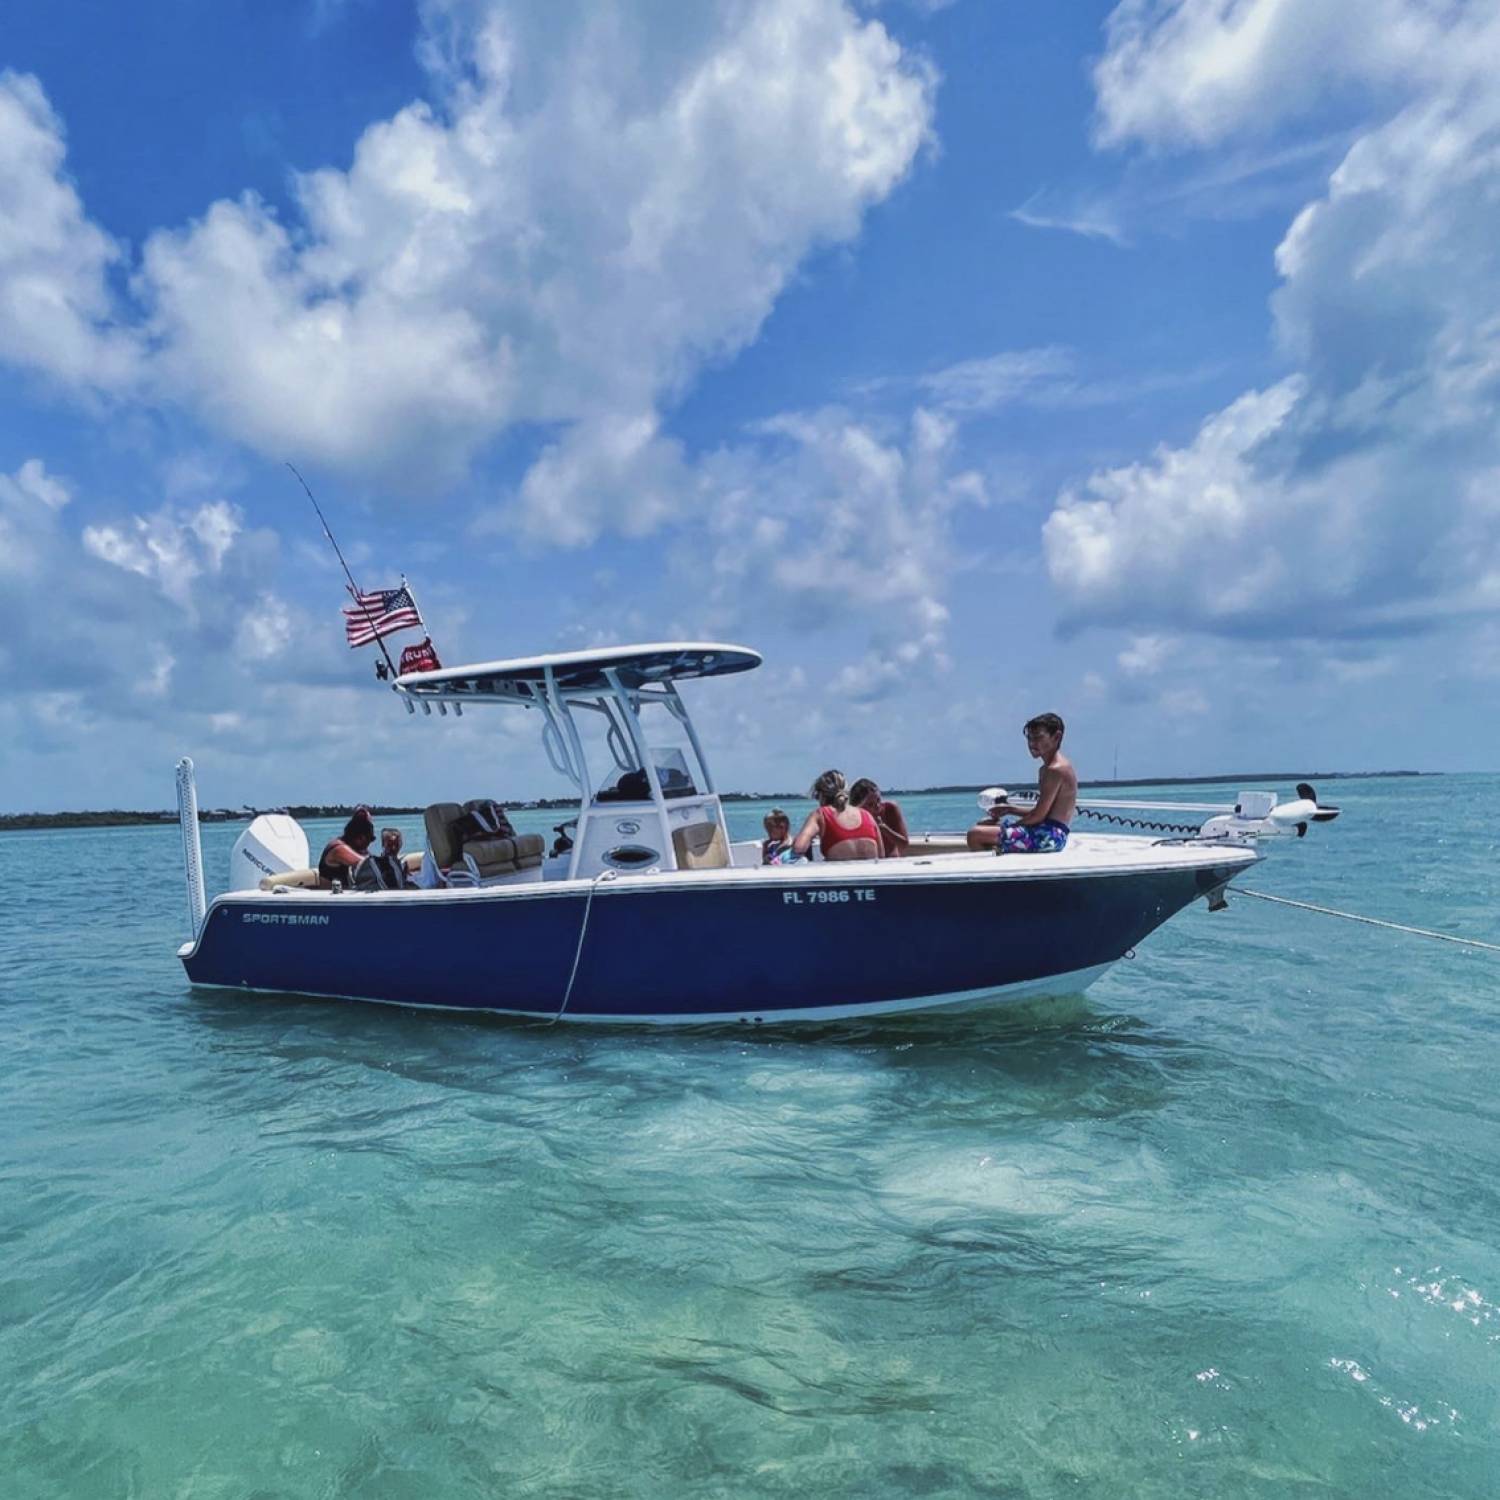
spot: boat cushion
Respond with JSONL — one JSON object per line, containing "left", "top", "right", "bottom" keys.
{"left": 672, "top": 820, "right": 729, "bottom": 870}
{"left": 462, "top": 835, "right": 518, "bottom": 875}
{"left": 423, "top": 802, "right": 467, "bottom": 872}
{"left": 461, "top": 834, "right": 545, "bottom": 882}
{"left": 426, "top": 801, "right": 544, "bottom": 883}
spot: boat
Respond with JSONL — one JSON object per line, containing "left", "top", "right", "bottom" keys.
{"left": 173, "top": 642, "right": 1337, "bottom": 1024}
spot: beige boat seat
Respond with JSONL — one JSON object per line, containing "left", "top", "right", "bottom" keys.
{"left": 672, "top": 820, "right": 729, "bottom": 870}
{"left": 424, "top": 800, "right": 545, "bottom": 885}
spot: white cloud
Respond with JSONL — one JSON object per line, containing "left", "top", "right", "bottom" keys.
{"left": 1010, "top": 132, "right": 1353, "bottom": 248}
{"left": 1091, "top": 0, "right": 1462, "bottom": 150}
{"left": 481, "top": 393, "right": 987, "bottom": 702}
{"left": 83, "top": 500, "right": 244, "bottom": 610}
{"left": 0, "top": 456, "right": 398, "bottom": 800}
{"left": 1009, "top": 192, "right": 1127, "bottom": 246}
{"left": 139, "top": 651, "right": 176, "bottom": 698}
{"left": 506, "top": 414, "right": 691, "bottom": 547}
{"left": 866, "top": 346, "right": 1222, "bottom": 419}
{"left": 0, "top": 73, "right": 138, "bottom": 391}
{"left": 121, "top": 1, "right": 933, "bottom": 494}
{"left": 1044, "top": 380, "right": 1306, "bottom": 629}
{"left": 10, "top": 457, "right": 70, "bottom": 510}
{"left": 236, "top": 594, "right": 297, "bottom": 662}
{"left": 917, "top": 348, "right": 1076, "bottom": 413}
{"left": 0, "top": 5, "right": 933, "bottom": 508}
{"left": 0, "top": 458, "right": 71, "bottom": 576}
{"left": 1046, "top": 4, "right": 1500, "bottom": 640}
{"left": 1117, "top": 634, "right": 1176, "bottom": 677}
{"left": 691, "top": 404, "right": 986, "bottom": 698}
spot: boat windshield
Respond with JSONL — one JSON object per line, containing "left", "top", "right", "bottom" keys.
{"left": 649, "top": 746, "right": 698, "bottom": 798}
{"left": 571, "top": 693, "right": 709, "bottom": 802}
{"left": 637, "top": 696, "right": 707, "bottom": 796}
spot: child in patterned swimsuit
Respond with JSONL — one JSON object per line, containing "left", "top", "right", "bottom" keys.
{"left": 967, "top": 713, "right": 1078, "bottom": 853}
{"left": 761, "top": 809, "right": 796, "bottom": 864}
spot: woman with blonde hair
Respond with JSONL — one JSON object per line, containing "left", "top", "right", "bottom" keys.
{"left": 791, "top": 769, "right": 881, "bottom": 862}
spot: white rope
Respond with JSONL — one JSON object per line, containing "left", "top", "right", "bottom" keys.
{"left": 1240, "top": 889, "right": 1500, "bottom": 954}
{"left": 552, "top": 871, "right": 615, "bottom": 1023}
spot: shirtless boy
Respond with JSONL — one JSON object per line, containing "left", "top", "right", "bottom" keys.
{"left": 967, "top": 713, "right": 1078, "bottom": 853}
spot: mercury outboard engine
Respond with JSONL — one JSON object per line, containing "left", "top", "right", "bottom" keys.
{"left": 229, "top": 814, "right": 311, "bottom": 891}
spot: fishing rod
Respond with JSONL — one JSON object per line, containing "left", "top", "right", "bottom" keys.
{"left": 286, "top": 462, "right": 399, "bottom": 681}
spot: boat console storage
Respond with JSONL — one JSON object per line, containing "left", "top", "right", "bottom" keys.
{"left": 393, "top": 643, "right": 756, "bottom": 881}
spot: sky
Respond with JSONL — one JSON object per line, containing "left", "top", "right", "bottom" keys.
{"left": 2, "top": 0, "right": 1497, "bottom": 812}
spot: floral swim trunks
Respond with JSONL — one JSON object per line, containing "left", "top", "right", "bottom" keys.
{"left": 998, "top": 819, "right": 1070, "bottom": 854}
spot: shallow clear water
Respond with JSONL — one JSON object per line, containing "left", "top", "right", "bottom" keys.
{"left": 3, "top": 776, "right": 1497, "bottom": 1497}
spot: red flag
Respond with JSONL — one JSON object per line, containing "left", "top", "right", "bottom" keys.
{"left": 399, "top": 638, "right": 441, "bottom": 675}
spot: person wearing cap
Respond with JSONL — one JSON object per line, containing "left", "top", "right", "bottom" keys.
{"left": 318, "top": 806, "right": 376, "bottom": 887}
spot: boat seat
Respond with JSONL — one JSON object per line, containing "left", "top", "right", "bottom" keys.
{"left": 672, "top": 820, "right": 729, "bottom": 870}
{"left": 424, "top": 800, "right": 544, "bottom": 886}
{"left": 459, "top": 835, "right": 545, "bottom": 884}
{"left": 424, "top": 801, "right": 467, "bottom": 873}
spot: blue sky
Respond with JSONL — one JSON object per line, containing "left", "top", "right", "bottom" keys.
{"left": 2, "top": 0, "right": 1497, "bottom": 812}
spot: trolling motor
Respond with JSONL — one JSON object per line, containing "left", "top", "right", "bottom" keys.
{"left": 1198, "top": 783, "right": 1341, "bottom": 843}
{"left": 1004, "top": 781, "right": 1341, "bottom": 846}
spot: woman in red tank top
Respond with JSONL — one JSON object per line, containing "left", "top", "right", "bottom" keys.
{"left": 791, "top": 770, "right": 881, "bottom": 861}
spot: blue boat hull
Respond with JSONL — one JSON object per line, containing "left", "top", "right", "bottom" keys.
{"left": 180, "top": 859, "right": 1242, "bottom": 1022}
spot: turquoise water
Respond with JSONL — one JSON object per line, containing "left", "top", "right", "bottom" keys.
{"left": 3, "top": 776, "right": 1497, "bottom": 1497}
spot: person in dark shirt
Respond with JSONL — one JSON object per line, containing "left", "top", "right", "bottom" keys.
{"left": 318, "top": 806, "right": 375, "bottom": 887}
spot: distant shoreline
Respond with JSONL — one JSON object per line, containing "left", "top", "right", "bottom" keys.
{"left": 0, "top": 770, "right": 1431, "bottom": 831}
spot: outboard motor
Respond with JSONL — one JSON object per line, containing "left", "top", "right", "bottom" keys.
{"left": 229, "top": 814, "right": 310, "bottom": 891}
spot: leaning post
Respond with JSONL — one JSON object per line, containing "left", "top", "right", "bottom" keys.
{"left": 176, "top": 757, "right": 207, "bottom": 938}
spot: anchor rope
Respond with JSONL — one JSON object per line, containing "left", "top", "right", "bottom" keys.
{"left": 552, "top": 871, "right": 614, "bottom": 1024}
{"left": 1239, "top": 889, "right": 1500, "bottom": 954}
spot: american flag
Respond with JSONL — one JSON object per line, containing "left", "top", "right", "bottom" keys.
{"left": 343, "top": 585, "right": 421, "bottom": 648}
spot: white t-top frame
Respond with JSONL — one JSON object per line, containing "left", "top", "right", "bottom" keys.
{"left": 392, "top": 643, "right": 757, "bottom": 879}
